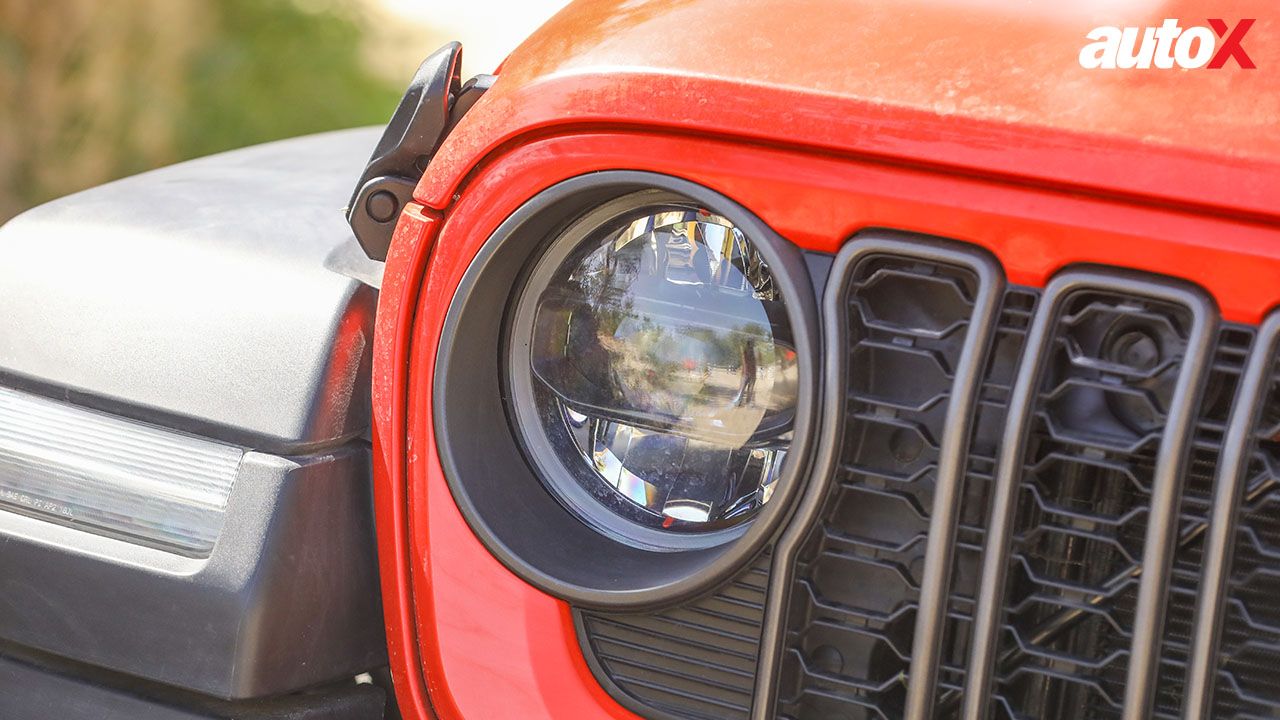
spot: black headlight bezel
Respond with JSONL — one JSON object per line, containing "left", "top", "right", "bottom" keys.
{"left": 434, "top": 171, "right": 819, "bottom": 610}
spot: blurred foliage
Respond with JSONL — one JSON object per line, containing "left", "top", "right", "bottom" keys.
{"left": 178, "top": 0, "right": 403, "bottom": 159}
{"left": 0, "top": 0, "right": 415, "bottom": 222}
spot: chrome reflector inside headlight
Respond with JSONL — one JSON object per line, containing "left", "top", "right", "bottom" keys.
{"left": 512, "top": 205, "right": 797, "bottom": 537}
{"left": 0, "top": 387, "right": 243, "bottom": 556}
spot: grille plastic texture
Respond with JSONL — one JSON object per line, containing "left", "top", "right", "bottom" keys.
{"left": 936, "top": 288, "right": 1038, "bottom": 708}
{"left": 987, "top": 291, "right": 1195, "bottom": 718}
{"left": 576, "top": 551, "right": 771, "bottom": 720}
{"left": 775, "top": 256, "right": 982, "bottom": 719}
{"left": 1210, "top": 347, "right": 1280, "bottom": 717}
{"left": 1147, "top": 326, "right": 1252, "bottom": 719}
{"left": 575, "top": 245, "right": 1280, "bottom": 720}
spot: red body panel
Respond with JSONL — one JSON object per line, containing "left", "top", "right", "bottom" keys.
{"left": 371, "top": 1, "right": 1280, "bottom": 717}
{"left": 423, "top": 0, "right": 1279, "bottom": 221}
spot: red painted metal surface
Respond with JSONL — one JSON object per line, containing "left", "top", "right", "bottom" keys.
{"left": 375, "top": 129, "right": 1280, "bottom": 719}
{"left": 371, "top": 202, "right": 442, "bottom": 720}
{"left": 424, "top": 0, "right": 1279, "bottom": 222}
{"left": 371, "top": 1, "right": 1280, "bottom": 717}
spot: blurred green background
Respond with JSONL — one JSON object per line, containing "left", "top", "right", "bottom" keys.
{"left": 0, "top": 0, "right": 447, "bottom": 222}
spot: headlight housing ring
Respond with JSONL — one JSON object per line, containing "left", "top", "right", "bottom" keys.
{"left": 434, "top": 172, "right": 818, "bottom": 609}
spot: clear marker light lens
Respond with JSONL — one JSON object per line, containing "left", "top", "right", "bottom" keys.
{"left": 0, "top": 387, "right": 243, "bottom": 556}
{"left": 528, "top": 207, "right": 797, "bottom": 531}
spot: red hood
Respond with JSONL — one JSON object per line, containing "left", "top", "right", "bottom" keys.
{"left": 419, "top": 0, "right": 1279, "bottom": 221}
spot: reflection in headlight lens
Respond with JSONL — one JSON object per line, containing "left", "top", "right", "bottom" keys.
{"left": 525, "top": 206, "right": 797, "bottom": 532}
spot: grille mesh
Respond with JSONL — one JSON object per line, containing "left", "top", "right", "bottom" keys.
{"left": 574, "top": 241, "right": 1280, "bottom": 720}
{"left": 1212, "top": 350, "right": 1280, "bottom": 717}
{"left": 936, "top": 288, "right": 1038, "bottom": 707}
{"left": 1150, "top": 326, "right": 1252, "bottom": 719}
{"left": 987, "top": 291, "right": 1196, "bottom": 718}
{"left": 775, "top": 256, "right": 980, "bottom": 719}
{"left": 576, "top": 552, "right": 771, "bottom": 720}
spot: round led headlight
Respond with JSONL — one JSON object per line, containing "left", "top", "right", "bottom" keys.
{"left": 436, "top": 173, "right": 817, "bottom": 607}
{"left": 510, "top": 205, "right": 797, "bottom": 542}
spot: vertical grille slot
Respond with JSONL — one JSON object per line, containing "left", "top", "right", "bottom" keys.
{"left": 1151, "top": 325, "right": 1253, "bottom": 720}
{"left": 759, "top": 236, "right": 1004, "bottom": 720}
{"left": 1182, "top": 311, "right": 1280, "bottom": 719}
{"left": 935, "top": 289, "right": 1040, "bottom": 710}
{"left": 1213, "top": 431, "right": 1280, "bottom": 717}
{"left": 777, "top": 256, "right": 978, "bottom": 718}
{"left": 962, "top": 271, "right": 1216, "bottom": 720}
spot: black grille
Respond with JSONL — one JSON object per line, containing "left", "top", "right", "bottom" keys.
{"left": 936, "top": 287, "right": 1038, "bottom": 707}
{"left": 1216, "top": 446, "right": 1280, "bottom": 717}
{"left": 575, "top": 235, "right": 1280, "bottom": 720}
{"left": 576, "top": 551, "right": 771, "bottom": 720}
{"left": 988, "top": 290, "right": 1198, "bottom": 718}
{"left": 775, "top": 253, "right": 986, "bottom": 719}
{"left": 1208, "top": 327, "right": 1280, "bottom": 718}
{"left": 1149, "top": 326, "right": 1252, "bottom": 719}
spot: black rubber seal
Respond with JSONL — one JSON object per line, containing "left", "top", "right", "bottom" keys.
{"left": 434, "top": 171, "right": 819, "bottom": 610}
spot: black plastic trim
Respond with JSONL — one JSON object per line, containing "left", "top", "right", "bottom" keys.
{"left": 0, "top": 128, "right": 381, "bottom": 454}
{"left": 1181, "top": 309, "right": 1280, "bottom": 719}
{"left": 573, "top": 545, "right": 768, "bottom": 720}
{"left": 959, "top": 268, "right": 1218, "bottom": 720}
{"left": 573, "top": 546, "right": 774, "bottom": 720}
{"left": 571, "top": 609, "right": 690, "bottom": 720}
{"left": 348, "top": 43, "right": 461, "bottom": 261}
{"left": 434, "top": 171, "right": 820, "bottom": 610}
{"left": 750, "top": 232, "right": 1007, "bottom": 720}
{"left": 902, "top": 239, "right": 1006, "bottom": 718}
{"left": 1120, "top": 274, "right": 1218, "bottom": 720}
{"left": 348, "top": 47, "right": 495, "bottom": 262}
{"left": 0, "top": 444, "right": 385, "bottom": 699}
{"left": 0, "top": 643, "right": 384, "bottom": 720}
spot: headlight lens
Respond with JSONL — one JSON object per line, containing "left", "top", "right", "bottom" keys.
{"left": 518, "top": 206, "right": 798, "bottom": 534}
